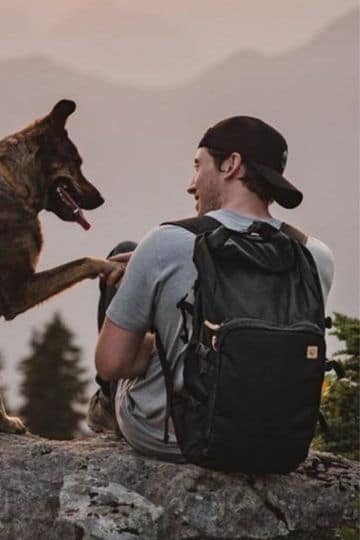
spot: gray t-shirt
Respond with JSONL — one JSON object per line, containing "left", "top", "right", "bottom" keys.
{"left": 107, "top": 209, "right": 334, "bottom": 458}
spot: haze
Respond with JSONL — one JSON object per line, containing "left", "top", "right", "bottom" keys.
{"left": 0, "top": 0, "right": 357, "bottom": 85}
{"left": 0, "top": 1, "right": 358, "bottom": 410}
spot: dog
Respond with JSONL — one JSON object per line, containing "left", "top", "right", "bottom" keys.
{"left": 0, "top": 99, "right": 117, "bottom": 434}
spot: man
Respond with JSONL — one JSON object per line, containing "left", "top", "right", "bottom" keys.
{"left": 90, "top": 116, "right": 334, "bottom": 461}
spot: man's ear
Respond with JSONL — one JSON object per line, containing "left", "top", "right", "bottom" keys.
{"left": 48, "top": 100, "right": 76, "bottom": 131}
{"left": 223, "top": 152, "right": 244, "bottom": 179}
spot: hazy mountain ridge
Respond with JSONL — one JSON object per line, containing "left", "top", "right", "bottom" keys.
{"left": 0, "top": 11, "right": 356, "bottom": 238}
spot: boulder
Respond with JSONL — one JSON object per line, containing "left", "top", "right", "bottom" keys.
{"left": 0, "top": 433, "right": 358, "bottom": 539}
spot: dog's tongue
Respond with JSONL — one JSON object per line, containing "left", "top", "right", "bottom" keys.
{"left": 56, "top": 186, "right": 91, "bottom": 230}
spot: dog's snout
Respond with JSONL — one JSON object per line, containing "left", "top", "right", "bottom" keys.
{"left": 74, "top": 176, "right": 105, "bottom": 210}
{"left": 98, "top": 194, "right": 105, "bottom": 206}
{"left": 80, "top": 187, "right": 104, "bottom": 210}
{"left": 93, "top": 192, "right": 105, "bottom": 208}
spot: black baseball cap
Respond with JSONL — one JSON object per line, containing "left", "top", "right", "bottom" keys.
{"left": 198, "top": 116, "right": 303, "bottom": 209}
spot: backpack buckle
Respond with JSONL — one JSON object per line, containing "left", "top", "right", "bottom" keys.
{"left": 325, "top": 359, "right": 345, "bottom": 379}
{"left": 247, "top": 221, "right": 278, "bottom": 241}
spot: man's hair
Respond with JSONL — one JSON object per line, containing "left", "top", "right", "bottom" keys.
{"left": 207, "top": 147, "right": 274, "bottom": 204}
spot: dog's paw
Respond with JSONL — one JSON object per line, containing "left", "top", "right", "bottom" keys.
{"left": 0, "top": 415, "right": 27, "bottom": 434}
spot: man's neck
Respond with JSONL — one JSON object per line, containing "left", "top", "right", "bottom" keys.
{"left": 219, "top": 201, "right": 273, "bottom": 220}
{"left": 218, "top": 183, "right": 273, "bottom": 220}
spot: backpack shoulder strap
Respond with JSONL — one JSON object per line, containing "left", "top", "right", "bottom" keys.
{"left": 163, "top": 216, "right": 308, "bottom": 244}
{"left": 280, "top": 222, "right": 308, "bottom": 245}
{"left": 161, "top": 215, "right": 221, "bottom": 235}
{"left": 154, "top": 330, "right": 173, "bottom": 444}
{"left": 157, "top": 215, "right": 221, "bottom": 444}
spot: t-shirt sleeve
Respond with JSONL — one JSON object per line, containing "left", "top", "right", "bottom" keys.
{"left": 305, "top": 236, "right": 335, "bottom": 304}
{"left": 106, "top": 227, "right": 162, "bottom": 333}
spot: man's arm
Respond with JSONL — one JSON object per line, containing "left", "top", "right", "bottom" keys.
{"left": 95, "top": 227, "right": 169, "bottom": 381}
{"left": 95, "top": 317, "right": 155, "bottom": 381}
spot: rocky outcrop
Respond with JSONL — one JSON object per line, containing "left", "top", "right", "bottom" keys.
{"left": 0, "top": 433, "right": 358, "bottom": 540}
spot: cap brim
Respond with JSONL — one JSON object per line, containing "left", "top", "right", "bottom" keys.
{"left": 250, "top": 162, "right": 303, "bottom": 209}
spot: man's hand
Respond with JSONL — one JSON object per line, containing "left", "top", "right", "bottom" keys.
{"left": 107, "top": 252, "right": 133, "bottom": 264}
{"left": 88, "top": 258, "right": 120, "bottom": 279}
{"left": 100, "top": 251, "right": 134, "bottom": 288}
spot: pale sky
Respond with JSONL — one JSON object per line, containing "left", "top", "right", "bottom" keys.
{"left": 0, "top": 0, "right": 358, "bottom": 85}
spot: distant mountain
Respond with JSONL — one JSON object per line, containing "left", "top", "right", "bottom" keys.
{"left": 0, "top": 10, "right": 358, "bottom": 407}
{"left": 0, "top": 11, "right": 357, "bottom": 246}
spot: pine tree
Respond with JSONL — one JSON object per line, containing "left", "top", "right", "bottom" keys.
{"left": 19, "top": 313, "right": 89, "bottom": 439}
{"left": 314, "top": 312, "right": 359, "bottom": 460}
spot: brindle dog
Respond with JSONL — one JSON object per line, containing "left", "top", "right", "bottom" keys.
{"left": 0, "top": 99, "right": 117, "bottom": 434}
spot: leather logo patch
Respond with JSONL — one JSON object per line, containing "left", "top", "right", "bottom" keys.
{"left": 307, "top": 346, "right": 319, "bottom": 359}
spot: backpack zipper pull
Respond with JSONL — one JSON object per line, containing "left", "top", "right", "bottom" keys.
{"left": 204, "top": 320, "right": 222, "bottom": 351}
{"left": 204, "top": 320, "right": 221, "bottom": 331}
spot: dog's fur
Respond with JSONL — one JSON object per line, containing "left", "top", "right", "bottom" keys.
{"left": 0, "top": 100, "right": 113, "bottom": 434}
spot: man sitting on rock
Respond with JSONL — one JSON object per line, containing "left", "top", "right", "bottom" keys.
{"left": 88, "top": 116, "right": 334, "bottom": 463}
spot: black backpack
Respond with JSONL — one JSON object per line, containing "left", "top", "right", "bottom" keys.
{"left": 156, "top": 216, "right": 332, "bottom": 473}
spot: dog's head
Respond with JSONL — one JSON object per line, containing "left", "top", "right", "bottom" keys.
{"left": 39, "top": 100, "right": 104, "bottom": 221}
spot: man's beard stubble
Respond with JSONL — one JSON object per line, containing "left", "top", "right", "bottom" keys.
{"left": 198, "top": 192, "right": 222, "bottom": 216}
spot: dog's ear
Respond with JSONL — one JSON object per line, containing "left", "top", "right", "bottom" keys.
{"left": 49, "top": 100, "right": 76, "bottom": 130}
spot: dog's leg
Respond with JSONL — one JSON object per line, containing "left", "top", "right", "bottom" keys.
{"left": 3, "top": 257, "right": 113, "bottom": 320}
{"left": 0, "top": 392, "right": 26, "bottom": 434}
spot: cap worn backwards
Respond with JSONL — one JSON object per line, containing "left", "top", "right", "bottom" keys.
{"left": 198, "top": 116, "right": 303, "bottom": 209}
